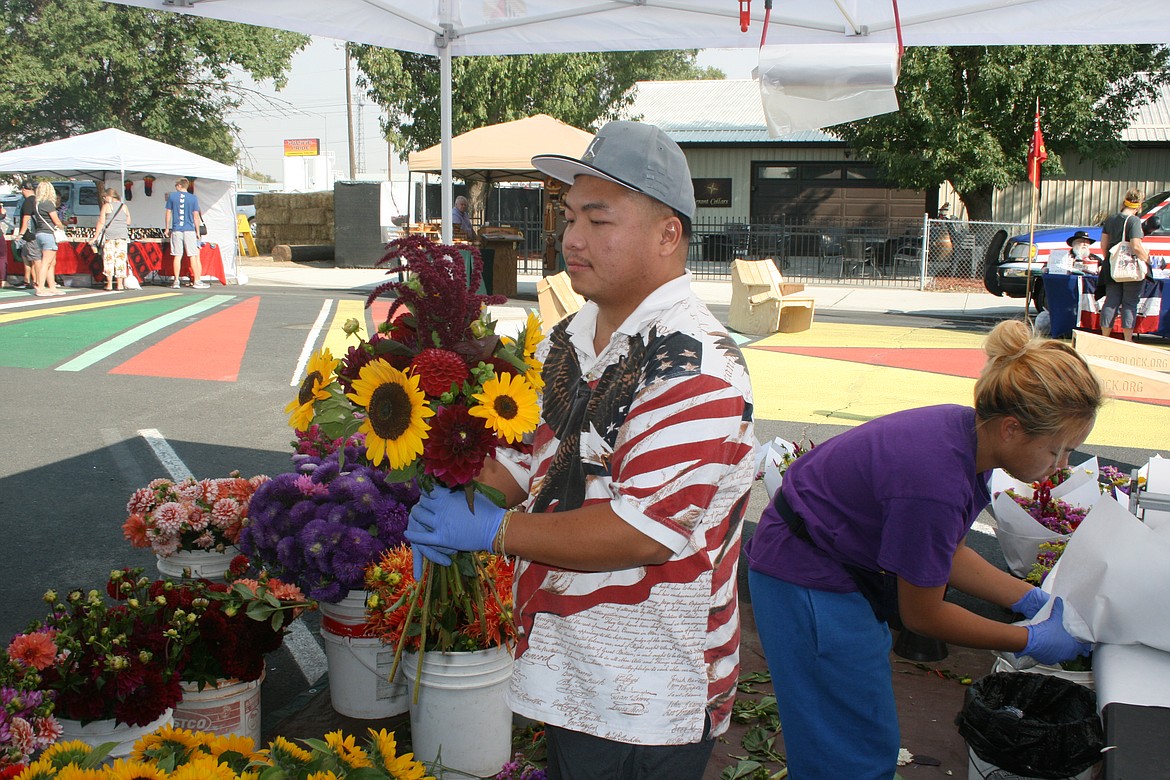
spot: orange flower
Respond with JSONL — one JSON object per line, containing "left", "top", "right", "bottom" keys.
{"left": 7, "top": 630, "right": 58, "bottom": 670}
{"left": 122, "top": 513, "right": 149, "bottom": 547}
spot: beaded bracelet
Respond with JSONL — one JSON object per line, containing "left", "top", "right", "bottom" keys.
{"left": 494, "top": 509, "right": 515, "bottom": 556}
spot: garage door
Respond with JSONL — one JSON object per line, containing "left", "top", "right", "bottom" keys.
{"left": 751, "top": 162, "right": 925, "bottom": 222}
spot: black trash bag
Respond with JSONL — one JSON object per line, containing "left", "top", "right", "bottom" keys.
{"left": 955, "top": 672, "right": 1103, "bottom": 779}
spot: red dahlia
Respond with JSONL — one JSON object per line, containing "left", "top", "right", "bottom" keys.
{"left": 410, "top": 348, "right": 472, "bottom": 397}
{"left": 422, "top": 403, "right": 497, "bottom": 487}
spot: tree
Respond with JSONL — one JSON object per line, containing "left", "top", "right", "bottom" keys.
{"left": 1, "top": 0, "right": 309, "bottom": 164}
{"left": 349, "top": 49, "right": 719, "bottom": 213}
{"left": 351, "top": 49, "right": 721, "bottom": 153}
{"left": 830, "top": 45, "right": 1170, "bottom": 220}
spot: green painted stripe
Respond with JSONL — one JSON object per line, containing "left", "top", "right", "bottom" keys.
{"left": 57, "top": 295, "right": 235, "bottom": 372}
{"left": 0, "top": 296, "right": 205, "bottom": 369}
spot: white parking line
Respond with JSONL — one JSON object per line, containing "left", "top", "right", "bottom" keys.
{"left": 137, "top": 428, "right": 194, "bottom": 481}
{"left": 291, "top": 300, "right": 334, "bottom": 386}
{"left": 285, "top": 621, "right": 329, "bottom": 684}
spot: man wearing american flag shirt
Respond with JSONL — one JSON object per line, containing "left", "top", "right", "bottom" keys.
{"left": 407, "top": 120, "right": 756, "bottom": 779}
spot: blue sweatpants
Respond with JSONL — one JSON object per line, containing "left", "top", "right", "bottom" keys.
{"left": 748, "top": 569, "right": 900, "bottom": 779}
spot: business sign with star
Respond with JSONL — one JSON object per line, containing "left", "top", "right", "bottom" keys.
{"left": 693, "top": 178, "right": 732, "bottom": 208}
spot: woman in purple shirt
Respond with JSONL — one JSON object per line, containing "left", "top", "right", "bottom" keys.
{"left": 746, "top": 319, "right": 1102, "bottom": 779}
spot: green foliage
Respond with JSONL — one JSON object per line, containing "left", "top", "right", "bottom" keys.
{"left": 0, "top": 0, "right": 308, "bottom": 163}
{"left": 350, "top": 48, "right": 721, "bottom": 151}
{"left": 831, "top": 45, "right": 1170, "bottom": 219}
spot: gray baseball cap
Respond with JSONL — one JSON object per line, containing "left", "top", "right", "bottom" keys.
{"left": 532, "top": 121, "right": 695, "bottom": 220}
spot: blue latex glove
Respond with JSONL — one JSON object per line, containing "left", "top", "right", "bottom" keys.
{"left": 1010, "top": 587, "right": 1051, "bottom": 619}
{"left": 1022, "top": 598, "right": 1092, "bottom": 666}
{"left": 405, "top": 488, "right": 506, "bottom": 577}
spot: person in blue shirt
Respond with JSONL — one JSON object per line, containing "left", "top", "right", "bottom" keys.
{"left": 164, "top": 178, "right": 207, "bottom": 289}
{"left": 452, "top": 195, "right": 476, "bottom": 241}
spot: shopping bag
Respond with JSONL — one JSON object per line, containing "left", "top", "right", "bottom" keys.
{"left": 1109, "top": 241, "right": 1147, "bottom": 282}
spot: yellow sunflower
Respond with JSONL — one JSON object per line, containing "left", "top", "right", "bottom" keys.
{"left": 39, "top": 741, "right": 93, "bottom": 766}
{"left": 203, "top": 733, "right": 259, "bottom": 760}
{"left": 324, "top": 731, "right": 372, "bottom": 769}
{"left": 382, "top": 751, "right": 433, "bottom": 780}
{"left": 260, "top": 735, "right": 313, "bottom": 768}
{"left": 284, "top": 347, "right": 340, "bottom": 432}
{"left": 13, "top": 759, "right": 55, "bottom": 780}
{"left": 521, "top": 310, "right": 543, "bottom": 356}
{"left": 132, "top": 724, "right": 199, "bottom": 764}
{"left": 168, "top": 755, "right": 238, "bottom": 780}
{"left": 53, "top": 768, "right": 104, "bottom": 780}
{"left": 468, "top": 372, "right": 541, "bottom": 443}
{"left": 105, "top": 759, "right": 168, "bottom": 780}
{"left": 346, "top": 359, "right": 434, "bottom": 469}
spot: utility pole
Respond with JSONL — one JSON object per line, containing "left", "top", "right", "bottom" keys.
{"left": 345, "top": 42, "right": 357, "bottom": 179}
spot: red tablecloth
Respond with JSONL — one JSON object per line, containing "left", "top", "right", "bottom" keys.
{"left": 5, "top": 240, "right": 226, "bottom": 285}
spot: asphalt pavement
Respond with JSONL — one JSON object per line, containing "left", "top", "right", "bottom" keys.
{"left": 1, "top": 259, "right": 1166, "bottom": 779}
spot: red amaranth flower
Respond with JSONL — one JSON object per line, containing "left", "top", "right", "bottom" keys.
{"left": 410, "top": 348, "right": 471, "bottom": 397}
{"left": 422, "top": 403, "right": 497, "bottom": 487}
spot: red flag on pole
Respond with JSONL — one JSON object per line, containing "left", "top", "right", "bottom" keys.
{"left": 1027, "top": 103, "right": 1047, "bottom": 188}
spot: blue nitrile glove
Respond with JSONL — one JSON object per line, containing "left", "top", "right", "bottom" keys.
{"left": 1022, "top": 598, "right": 1093, "bottom": 666}
{"left": 1010, "top": 587, "right": 1051, "bottom": 619}
{"left": 405, "top": 488, "right": 505, "bottom": 576}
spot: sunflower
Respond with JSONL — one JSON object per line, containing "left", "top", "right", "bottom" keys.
{"left": 468, "top": 372, "right": 540, "bottom": 444}
{"left": 104, "top": 759, "right": 168, "bottom": 780}
{"left": 285, "top": 348, "right": 340, "bottom": 432}
{"left": 347, "top": 359, "right": 434, "bottom": 470}
{"left": 324, "top": 731, "right": 371, "bottom": 769}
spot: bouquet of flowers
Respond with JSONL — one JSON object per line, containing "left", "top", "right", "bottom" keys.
{"left": 122, "top": 473, "right": 268, "bottom": 557}
{"left": 0, "top": 642, "right": 61, "bottom": 772}
{"left": 17, "top": 568, "right": 205, "bottom": 727}
{"left": 162, "top": 561, "right": 309, "bottom": 689}
{"left": 756, "top": 436, "right": 813, "bottom": 499}
{"left": 1025, "top": 540, "right": 1068, "bottom": 586}
{"left": 1005, "top": 481, "right": 1090, "bottom": 535}
{"left": 279, "top": 237, "right": 543, "bottom": 659}
{"left": 240, "top": 441, "right": 419, "bottom": 603}
{"left": 364, "top": 545, "right": 515, "bottom": 654}
{"left": 14, "top": 723, "right": 433, "bottom": 779}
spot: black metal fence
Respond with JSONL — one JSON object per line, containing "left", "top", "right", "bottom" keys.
{"left": 684, "top": 215, "right": 1081, "bottom": 289}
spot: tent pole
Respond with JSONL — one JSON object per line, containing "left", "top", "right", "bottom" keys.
{"left": 440, "top": 27, "right": 453, "bottom": 245}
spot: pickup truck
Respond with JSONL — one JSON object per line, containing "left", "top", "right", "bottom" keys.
{"left": 983, "top": 190, "right": 1170, "bottom": 309}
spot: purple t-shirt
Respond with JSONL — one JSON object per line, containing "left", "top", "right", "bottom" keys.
{"left": 746, "top": 405, "right": 990, "bottom": 592}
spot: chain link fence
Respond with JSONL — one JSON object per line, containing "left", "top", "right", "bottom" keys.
{"left": 685, "top": 215, "right": 1081, "bottom": 290}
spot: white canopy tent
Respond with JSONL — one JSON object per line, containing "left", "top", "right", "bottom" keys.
{"left": 0, "top": 128, "right": 238, "bottom": 281}
{"left": 101, "top": 0, "right": 1170, "bottom": 241}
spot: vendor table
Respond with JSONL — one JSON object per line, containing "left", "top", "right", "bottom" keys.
{"left": 480, "top": 236, "right": 521, "bottom": 297}
{"left": 1041, "top": 273, "right": 1170, "bottom": 339}
{"left": 5, "top": 239, "right": 226, "bottom": 286}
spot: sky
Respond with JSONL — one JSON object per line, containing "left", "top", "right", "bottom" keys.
{"left": 227, "top": 38, "right": 760, "bottom": 186}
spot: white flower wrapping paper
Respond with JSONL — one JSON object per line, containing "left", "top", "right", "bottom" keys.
{"left": 755, "top": 437, "right": 799, "bottom": 500}
{"left": 988, "top": 458, "right": 1100, "bottom": 577}
{"left": 1041, "top": 495, "right": 1170, "bottom": 651}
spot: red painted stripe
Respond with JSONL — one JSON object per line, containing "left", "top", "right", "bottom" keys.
{"left": 110, "top": 297, "right": 260, "bottom": 381}
{"left": 756, "top": 345, "right": 987, "bottom": 379}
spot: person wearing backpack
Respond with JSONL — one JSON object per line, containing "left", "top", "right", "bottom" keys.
{"left": 1098, "top": 187, "right": 1151, "bottom": 342}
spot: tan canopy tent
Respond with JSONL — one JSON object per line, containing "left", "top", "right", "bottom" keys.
{"left": 408, "top": 114, "right": 593, "bottom": 183}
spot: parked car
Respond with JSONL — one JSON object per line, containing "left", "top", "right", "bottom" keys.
{"left": 236, "top": 191, "right": 259, "bottom": 228}
{"left": 0, "top": 182, "right": 101, "bottom": 231}
{"left": 983, "top": 190, "right": 1170, "bottom": 309}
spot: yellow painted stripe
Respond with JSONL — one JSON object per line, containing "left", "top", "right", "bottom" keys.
{"left": 0, "top": 293, "right": 181, "bottom": 324}
{"left": 321, "top": 299, "right": 369, "bottom": 359}
{"left": 745, "top": 348, "right": 1170, "bottom": 450}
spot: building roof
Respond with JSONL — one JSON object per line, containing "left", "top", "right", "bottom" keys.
{"left": 627, "top": 79, "right": 1170, "bottom": 145}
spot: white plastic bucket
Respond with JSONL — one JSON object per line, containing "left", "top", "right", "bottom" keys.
{"left": 156, "top": 546, "right": 238, "bottom": 581}
{"left": 318, "top": 590, "right": 370, "bottom": 626}
{"left": 320, "top": 593, "right": 408, "bottom": 720}
{"left": 401, "top": 646, "right": 514, "bottom": 779}
{"left": 58, "top": 709, "right": 174, "bottom": 760}
{"left": 174, "top": 673, "right": 264, "bottom": 747}
{"left": 968, "top": 746, "right": 1096, "bottom": 780}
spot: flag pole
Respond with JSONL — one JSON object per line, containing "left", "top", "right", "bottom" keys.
{"left": 1023, "top": 98, "right": 1046, "bottom": 325}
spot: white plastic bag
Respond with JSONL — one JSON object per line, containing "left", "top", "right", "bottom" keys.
{"left": 124, "top": 274, "right": 141, "bottom": 290}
